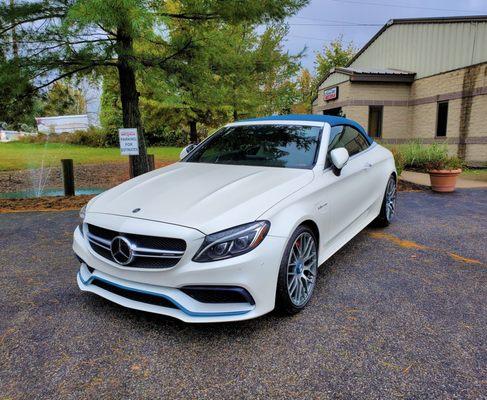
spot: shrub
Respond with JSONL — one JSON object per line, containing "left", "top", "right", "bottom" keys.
{"left": 17, "top": 127, "right": 115, "bottom": 147}
{"left": 17, "top": 132, "right": 49, "bottom": 144}
{"left": 17, "top": 126, "right": 190, "bottom": 148}
{"left": 391, "top": 142, "right": 463, "bottom": 173}
{"left": 400, "top": 142, "right": 447, "bottom": 170}
{"left": 66, "top": 128, "right": 108, "bottom": 147}
{"left": 424, "top": 155, "right": 463, "bottom": 171}
{"left": 389, "top": 147, "right": 405, "bottom": 177}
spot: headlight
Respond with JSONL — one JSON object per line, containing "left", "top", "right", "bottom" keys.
{"left": 193, "top": 221, "right": 270, "bottom": 262}
{"left": 79, "top": 204, "right": 87, "bottom": 220}
{"left": 79, "top": 205, "right": 87, "bottom": 236}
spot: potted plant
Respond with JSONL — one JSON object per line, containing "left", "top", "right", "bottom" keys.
{"left": 425, "top": 156, "right": 463, "bottom": 193}
{"left": 395, "top": 142, "right": 463, "bottom": 192}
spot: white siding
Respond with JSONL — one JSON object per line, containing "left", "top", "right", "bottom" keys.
{"left": 36, "top": 115, "right": 90, "bottom": 134}
{"left": 351, "top": 22, "right": 487, "bottom": 78}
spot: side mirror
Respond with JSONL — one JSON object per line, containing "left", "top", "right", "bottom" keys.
{"left": 179, "top": 144, "right": 196, "bottom": 160}
{"left": 330, "top": 147, "right": 349, "bottom": 175}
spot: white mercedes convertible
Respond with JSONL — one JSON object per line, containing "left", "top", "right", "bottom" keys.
{"left": 73, "top": 115, "right": 397, "bottom": 322}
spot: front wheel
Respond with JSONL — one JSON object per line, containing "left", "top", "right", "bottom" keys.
{"left": 275, "top": 225, "right": 318, "bottom": 315}
{"left": 373, "top": 174, "right": 397, "bottom": 227}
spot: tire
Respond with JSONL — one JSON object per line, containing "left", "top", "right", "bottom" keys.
{"left": 275, "top": 225, "right": 318, "bottom": 315}
{"left": 373, "top": 174, "right": 397, "bottom": 227}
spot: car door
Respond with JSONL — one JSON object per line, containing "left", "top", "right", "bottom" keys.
{"left": 321, "top": 125, "right": 373, "bottom": 246}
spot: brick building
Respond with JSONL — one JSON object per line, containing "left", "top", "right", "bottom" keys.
{"left": 312, "top": 16, "right": 487, "bottom": 165}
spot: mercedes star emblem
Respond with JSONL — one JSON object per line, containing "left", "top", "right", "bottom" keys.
{"left": 110, "top": 236, "right": 134, "bottom": 265}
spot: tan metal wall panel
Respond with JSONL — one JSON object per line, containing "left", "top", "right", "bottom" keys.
{"left": 351, "top": 22, "right": 487, "bottom": 78}
{"left": 473, "top": 22, "right": 487, "bottom": 64}
{"left": 318, "top": 72, "right": 349, "bottom": 91}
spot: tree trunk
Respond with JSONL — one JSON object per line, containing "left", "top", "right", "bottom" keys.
{"left": 10, "top": 0, "right": 18, "bottom": 58}
{"left": 189, "top": 120, "right": 197, "bottom": 144}
{"left": 232, "top": 84, "right": 238, "bottom": 121}
{"left": 116, "top": 27, "right": 149, "bottom": 177}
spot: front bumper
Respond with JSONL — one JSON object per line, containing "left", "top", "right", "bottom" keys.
{"left": 73, "top": 213, "right": 286, "bottom": 323}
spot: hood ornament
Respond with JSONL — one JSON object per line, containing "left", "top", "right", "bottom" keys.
{"left": 110, "top": 236, "right": 134, "bottom": 265}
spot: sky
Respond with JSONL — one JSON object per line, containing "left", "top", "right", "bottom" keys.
{"left": 284, "top": 0, "right": 487, "bottom": 72}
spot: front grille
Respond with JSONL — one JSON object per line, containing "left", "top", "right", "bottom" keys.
{"left": 86, "top": 224, "right": 186, "bottom": 269}
{"left": 87, "top": 224, "right": 186, "bottom": 251}
{"left": 91, "top": 278, "right": 177, "bottom": 309}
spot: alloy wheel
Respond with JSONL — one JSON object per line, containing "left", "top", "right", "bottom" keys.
{"left": 287, "top": 232, "right": 318, "bottom": 306}
{"left": 385, "top": 178, "right": 397, "bottom": 221}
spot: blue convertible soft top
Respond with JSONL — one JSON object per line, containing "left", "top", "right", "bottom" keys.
{"left": 241, "top": 114, "right": 373, "bottom": 144}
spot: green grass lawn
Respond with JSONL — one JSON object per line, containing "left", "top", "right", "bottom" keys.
{"left": 0, "top": 142, "right": 182, "bottom": 171}
{"left": 461, "top": 168, "right": 487, "bottom": 181}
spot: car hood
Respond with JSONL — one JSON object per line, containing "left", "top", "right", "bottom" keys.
{"left": 88, "top": 162, "right": 314, "bottom": 234}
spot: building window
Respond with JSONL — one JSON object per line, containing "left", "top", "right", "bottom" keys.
{"left": 323, "top": 107, "right": 342, "bottom": 117}
{"left": 368, "top": 106, "right": 383, "bottom": 138}
{"left": 436, "top": 101, "right": 448, "bottom": 137}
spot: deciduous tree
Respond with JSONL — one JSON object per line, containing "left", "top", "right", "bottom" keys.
{"left": 292, "top": 68, "right": 314, "bottom": 113}
{"left": 314, "top": 35, "right": 356, "bottom": 85}
{"left": 41, "top": 80, "right": 86, "bottom": 116}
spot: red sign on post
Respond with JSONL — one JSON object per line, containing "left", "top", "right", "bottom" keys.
{"left": 324, "top": 87, "right": 338, "bottom": 101}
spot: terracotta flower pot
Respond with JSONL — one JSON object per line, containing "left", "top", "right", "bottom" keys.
{"left": 428, "top": 169, "right": 462, "bottom": 192}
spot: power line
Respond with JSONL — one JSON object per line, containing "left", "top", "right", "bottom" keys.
{"left": 287, "top": 35, "right": 334, "bottom": 41}
{"left": 329, "top": 0, "right": 487, "bottom": 13}
{"left": 289, "top": 22, "right": 381, "bottom": 27}
{"left": 293, "top": 16, "right": 383, "bottom": 25}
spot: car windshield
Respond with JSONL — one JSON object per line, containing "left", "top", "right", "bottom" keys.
{"left": 184, "top": 124, "right": 322, "bottom": 169}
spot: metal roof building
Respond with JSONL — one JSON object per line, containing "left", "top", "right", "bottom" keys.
{"left": 312, "top": 16, "right": 487, "bottom": 165}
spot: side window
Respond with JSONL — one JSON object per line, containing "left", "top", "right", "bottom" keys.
{"left": 325, "top": 125, "right": 344, "bottom": 167}
{"left": 342, "top": 126, "right": 369, "bottom": 156}
{"left": 326, "top": 125, "right": 369, "bottom": 167}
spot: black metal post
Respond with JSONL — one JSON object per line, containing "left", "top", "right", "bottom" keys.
{"left": 61, "top": 159, "right": 75, "bottom": 196}
{"left": 129, "top": 156, "right": 134, "bottom": 179}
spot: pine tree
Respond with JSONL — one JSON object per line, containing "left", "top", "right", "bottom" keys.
{"left": 0, "top": 0, "right": 308, "bottom": 175}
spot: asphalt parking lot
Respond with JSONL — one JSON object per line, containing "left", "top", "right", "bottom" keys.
{"left": 1, "top": 189, "right": 486, "bottom": 399}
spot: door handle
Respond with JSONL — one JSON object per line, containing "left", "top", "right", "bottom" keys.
{"left": 364, "top": 162, "right": 373, "bottom": 169}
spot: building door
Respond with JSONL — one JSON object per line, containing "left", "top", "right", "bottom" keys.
{"left": 368, "top": 106, "right": 383, "bottom": 138}
{"left": 323, "top": 107, "right": 342, "bottom": 117}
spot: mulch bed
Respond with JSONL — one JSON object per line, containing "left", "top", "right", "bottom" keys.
{"left": 397, "top": 179, "right": 429, "bottom": 192}
{"left": 0, "top": 195, "right": 95, "bottom": 213}
{"left": 0, "top": 161, "right": 171, "bottom": 194}
{"left": 0, "top": 162, "right": 171, "bottom": 213}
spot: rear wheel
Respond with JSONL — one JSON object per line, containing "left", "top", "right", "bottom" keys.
{"left": 276, "top": 225, "right": 318, "bottom": 315}
{"left": 373, "top": 175, "right": 397, "bottom": 227}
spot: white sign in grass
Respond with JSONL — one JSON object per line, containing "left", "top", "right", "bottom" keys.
{"left": 118, "top": 128, "right": 139, "bottom": 155}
